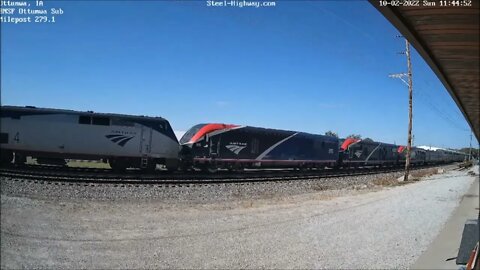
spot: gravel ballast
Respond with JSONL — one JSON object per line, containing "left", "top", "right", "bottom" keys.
{"left": 1, "top": 165, "right": 477, "bottom": 269}
{"left": 0, "top": 166, "right": 453, "bottom": 203}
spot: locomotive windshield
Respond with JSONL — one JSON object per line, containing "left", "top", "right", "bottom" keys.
{"left": 179, "top": 124, "right": 206, "bottom": 144}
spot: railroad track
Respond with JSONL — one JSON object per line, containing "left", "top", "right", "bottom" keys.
{"left": 0, "top": 163, "right": 441, "bottom": 186}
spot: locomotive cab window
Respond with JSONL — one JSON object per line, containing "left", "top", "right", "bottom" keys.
{"left": 111, "top": 118, "right": 134, "bottom": 127}
{"left": 78, "top": 116, "right": 91, "bottom": 124}
{"left": 179, "top": 124, "right": 206, "bottom": 144}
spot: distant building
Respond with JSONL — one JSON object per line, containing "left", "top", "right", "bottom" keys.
{"left": 417, "top": 145, "right": 446, "bottom": 151}
{"left": 418, "top": 145, "right": 465, "bottom": 155}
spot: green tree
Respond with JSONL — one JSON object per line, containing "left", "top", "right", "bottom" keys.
{"left": 347, "top": 134, "right": 362, "bottom": 139}
{"left": 458, "top": 147, "right": 479, "bottom": 159}
{"left": 325, "top": 131, "right": 339, "bottom": 138}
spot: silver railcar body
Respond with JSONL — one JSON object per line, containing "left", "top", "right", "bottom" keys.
{"left": 0, "top": 106, "right": 179, "bottom": 170}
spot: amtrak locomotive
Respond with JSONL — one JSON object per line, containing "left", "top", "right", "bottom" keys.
{"left": 179, "top": 123, "right": 339, "bottom": 172}
{"left": 0, "top": 106, "right": 179, "bottom": 171}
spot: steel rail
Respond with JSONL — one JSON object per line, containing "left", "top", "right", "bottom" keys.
{"left": 0, "top": 164, "right": 440, "bottom": 186}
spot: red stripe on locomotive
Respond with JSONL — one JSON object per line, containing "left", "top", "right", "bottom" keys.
{"left": 340, "top": 138, "right": 360, "bottom": 151}
{"left": 189, "top": 123, "right": 238, "bottom": 143}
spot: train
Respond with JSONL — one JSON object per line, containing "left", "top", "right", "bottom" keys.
{"left": 179, "top": 123, "right": 466, "bottom": 171}
{"left": 0, "top": 106, "right": 468, "bottom": 172}
{"left": 0, "top": 106, "right": 179, "bottom": 171}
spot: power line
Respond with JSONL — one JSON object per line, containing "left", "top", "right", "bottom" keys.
{"left": 415, "top": 84, "right": 466, "bottom": 123}
{"left": 414, "top": 89, "right": 470, "bottom": 132}
{"left": 418, "top": 79, "right": 465, "bottom": 120}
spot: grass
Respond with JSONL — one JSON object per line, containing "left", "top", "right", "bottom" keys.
{"left": 66, "top": 160, "right": 111, "bottom": 169}
{"left": 373, "top": 167, "right": 440, "bottom": 187}
{"left": 410, "top": 168, "right": 438, "bottom": 178}
{"left": 25, "top": 157, "right": 111, "bottom": 169}
{"left": 372, "top": 177, "right": 403, "bottom": 187}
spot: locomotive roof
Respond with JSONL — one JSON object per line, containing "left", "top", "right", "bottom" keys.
{"left": 339, "top": 138, "right": 398, "bottom": 147}
{"left": 1, "top": 105, "right": 169, "bottom": 122}
{"left": 246, "top": 126, "right": 338, "bottom": 139}
{"left": 188, "top": 123, "right": 339, "bottom": 140}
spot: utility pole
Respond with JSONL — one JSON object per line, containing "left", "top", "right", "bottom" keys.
{"left": 405, "top": 38, "right": 414, "bottom": 182}
{"left": 389, "top": 36, "right": 414, "bottom": 182}
{"left": 469, "top": 131, "right": 472, "bottom": 160}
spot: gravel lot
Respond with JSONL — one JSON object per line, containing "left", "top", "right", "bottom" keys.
{"left": 1, "top": 165, "right": 477, "bottom": 269}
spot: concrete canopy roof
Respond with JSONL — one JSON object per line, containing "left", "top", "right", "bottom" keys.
{"left": 369, "top": 1, "right": 479, "bottom": 140}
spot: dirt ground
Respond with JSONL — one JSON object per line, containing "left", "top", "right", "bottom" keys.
{"left": 1, "top": 166, "right": 477, "bottom": 269}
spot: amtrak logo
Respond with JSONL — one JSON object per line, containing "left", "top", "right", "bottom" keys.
{"left": 354, "top": 150, "right": 363, "bottom": 158}
{"left": 226, "top": 143, "right": 247, "bottom": 155}
{"left": 105, "top": 134, "right": 135, "bottom": 147}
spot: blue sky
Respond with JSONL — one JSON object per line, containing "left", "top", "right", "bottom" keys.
{"left": 1, "top": 0, "right": 476, "bottom": 148}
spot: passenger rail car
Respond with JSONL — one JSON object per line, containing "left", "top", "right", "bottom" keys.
{"left": 0, "top": 106, "right": 179, "bottom": 171}
{"left": 424, "top": 148, "right": 445, "bottom": 164}
{"left": 420, "top": 148, "right": 464, "bottom": 164}
{"left": 179, "top": 123, "right": 339, "bottom": 171}
{"left": 442, "top": 149, "right": 466, "bottom": 162}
